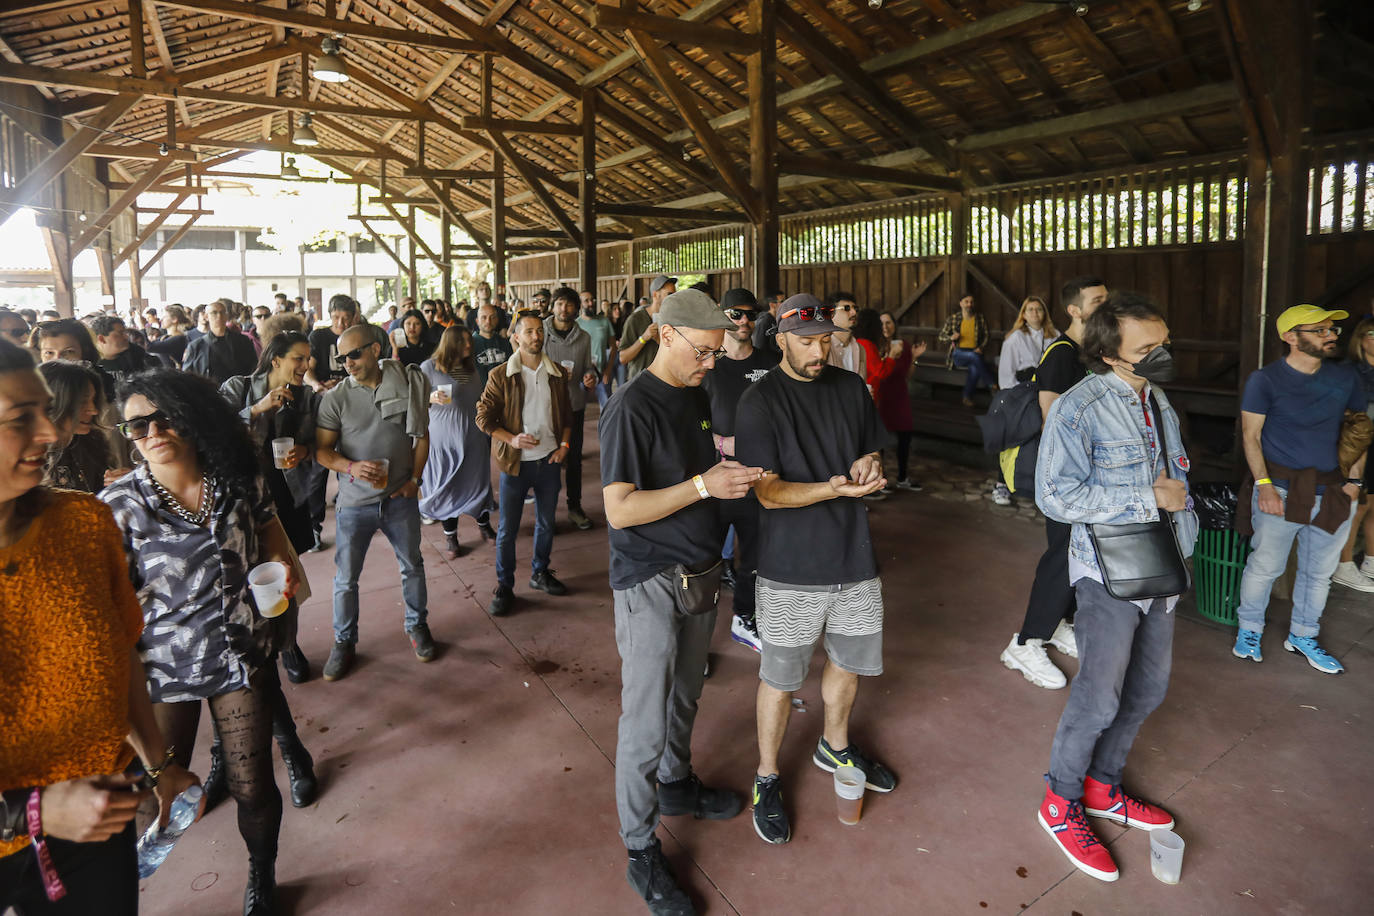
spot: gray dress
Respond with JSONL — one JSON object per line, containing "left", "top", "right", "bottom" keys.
{"left": 417, "top": 359, "right": 492, "bottom": 522}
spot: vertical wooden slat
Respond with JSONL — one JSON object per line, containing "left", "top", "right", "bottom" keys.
{"left": 1308, "top": 147, "right": 1323, "bottom": 235}
{"left": 1202, "top": 170, "right": 1213, "bottom": 242}
{"left": 1354, "top": 140, "right": 1368, "bottom": 232}
{"left": 1332, "top": 140, "right": 1347, "bottom": 235}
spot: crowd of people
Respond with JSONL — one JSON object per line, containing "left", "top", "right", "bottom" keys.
{"left": 0, "top": 270, "right": 1371, "bottom": 916}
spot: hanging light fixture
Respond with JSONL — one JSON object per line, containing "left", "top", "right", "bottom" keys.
{"left": 293, "top": 112, "right": 319, "bottom": 147}
{"left": 281, "top": 156, "right": 300, "bottom": 179}
{"left": 313, "top": 36, "right": 349, "bottom": 83}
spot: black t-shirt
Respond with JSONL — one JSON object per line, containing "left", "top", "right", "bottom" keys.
{"left": 309, "top": 327, "right": 344, "bottom": 382}
{"left": 1035, "top": 334, "right": 1086, "bottom": 395}
{"left": 702, "top": 347, "right": 779, "bottom": 439}
{"left": 472, "top": 333, "right": 512, "bottom": 386}
{"left": 599, "top": 371, "right": 722, "bottom": 590}
{"left": 736, "top": 366, "right": 888, "bottom": 585}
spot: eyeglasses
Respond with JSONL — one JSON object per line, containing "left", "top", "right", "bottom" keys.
{"left": 780, "top": 305, "right": 836, "bottom": 323}
{"left": 340, "top": 344, "right": 374, "bottom": 361}
{"left": 675, "top": 331, "right": 727, "bottom": 362}
{"left": 1296, "top": 326, "right": 1342, "bottom": 338}
{"left": 0, "top": 326, "right": 27, "bottom": 340}
{"left": 422, "top": 308, "right": 436, "bottom": 315}
{"left": 253, "top": 311, "right": 270, "bottom": 320}
{"left": 834, "top": 303, "right": 856, "bottom": 313}
{"left": 117, "top": 410, "right": 173, "bottom": 440}
{"left": 724, "top": 308, "right": 758, "bottom": 322}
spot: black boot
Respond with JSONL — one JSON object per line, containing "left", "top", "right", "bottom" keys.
{"left": 202, "top": 737, "right": 229, "bottom": 813}
{"left": 243, "top": 857, "right": 275, "bottom": 916}
{"left": 280, "top": 643, "right": 310, "bottom": 684}
{"left": 274, "top": 731, "right": 318, "bottom": 808}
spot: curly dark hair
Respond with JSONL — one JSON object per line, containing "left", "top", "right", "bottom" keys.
{"left": 117, "top": 368, "right": 261, "bottom": 500}
{"left": 851, "top": 307, "right": 885, "bottom": 350}
{"left": 1081, "top": 290, "right": 1166, "bottom": 375}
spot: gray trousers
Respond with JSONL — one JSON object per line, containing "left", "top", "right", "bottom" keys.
{"left": 613, "top": 569, "right": 720, "bottom": 850}
{"left": 1047, "top": 577, "right": 1175, "bottom": 800}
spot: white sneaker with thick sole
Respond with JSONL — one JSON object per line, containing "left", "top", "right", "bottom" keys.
{"left": 1048, "top": 619, "right": 1079, "bottom": 658}
{"left": 1360, "top": 556, "right": 1374, "bottom": 580}
{"left": 992, "top": 483, "right": 1012, "bottom": 506}
{"left": 1332, "top": 561, "right": 1374, "bottom": 593}
{"left": 1000, "top": 634, "right": 1067, "bottom": 689}
{"left": 730, "top": 615, "right": 762, "bottom": 653}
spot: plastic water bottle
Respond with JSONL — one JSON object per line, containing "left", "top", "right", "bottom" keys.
{"left": 136, "top": 784, "right": 204, "bottom": 879}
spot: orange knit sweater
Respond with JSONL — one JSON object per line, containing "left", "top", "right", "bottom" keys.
{"left": 0, "top": 490, "right": 145, "bottom": 857}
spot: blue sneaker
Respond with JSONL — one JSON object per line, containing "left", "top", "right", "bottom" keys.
{"left": 1232, "top": 629, "right": 1262, "bottom": 662}
{"left": 1283, "top": 634, "right": 1344, "bottom": 674}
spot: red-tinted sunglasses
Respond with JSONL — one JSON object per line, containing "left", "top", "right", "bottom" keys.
{"left": 780, "top": 305, "right": 835, "bottom": 322}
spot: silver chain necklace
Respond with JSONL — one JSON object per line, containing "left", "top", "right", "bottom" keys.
{"left": 149, "top": 473, "right": 213, "bottom": 526}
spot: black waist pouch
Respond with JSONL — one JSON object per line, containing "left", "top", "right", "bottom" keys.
{"left": 1088, "top": 514, "right": 1190, "bottom": 601}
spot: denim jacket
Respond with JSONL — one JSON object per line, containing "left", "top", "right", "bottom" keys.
{"left": 1035, "top": 371, "right": 1199, "bottom": 578}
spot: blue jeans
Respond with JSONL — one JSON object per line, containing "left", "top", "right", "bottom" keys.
{"left": 1048, "top": 578, "right": 1174, "bottom": 799}
{"left": 332, "top": 496, "right": 427, "bottom": 643}
{"left": 1237, "top": 485, "right": 1355, "bottom": 638}
{"left": 496, "top": 459, "right": 562, "bottom": 588}
{"left": 951, "top": 347, "right": 993, "bottom": 399}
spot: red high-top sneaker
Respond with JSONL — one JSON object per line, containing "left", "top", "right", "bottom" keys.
{"left": 1038, "top": 784, "right": 1119, "bottom": 882}
{"left": 1082, "top": 775, "right": 1175, "bottom": 831}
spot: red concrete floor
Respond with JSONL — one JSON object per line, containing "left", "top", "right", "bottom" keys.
{"left": 135, "top": 418, "right": 1374, "bottom": 916}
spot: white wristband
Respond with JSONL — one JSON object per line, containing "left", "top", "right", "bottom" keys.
{"left": 692, "top": 474, "right": 710, "bottom": 500}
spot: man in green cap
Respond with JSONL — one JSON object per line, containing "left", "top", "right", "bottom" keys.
{"left": 1234, "top": 304, "right": 1368, "bottom": 674}
{"left": 599, "top": 287, "right": 765, "bottom": 916}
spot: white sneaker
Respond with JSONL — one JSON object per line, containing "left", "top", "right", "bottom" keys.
{"left": 1332, "top": 561, "right": 1374, "bottom": 593}
{"left": 1000, "top": 634, "right": 1067, "bottom": 689}
{"left": 992, "top": 483, "right": 1012, "bottom": 506}
{"left": 730, "top": 615, "right": 762, "bottom": 653}
{"left": 1048, "top": 619, "right": 1079, "bottom": 658}
{"left": 1361, "top": 556, "right": 1374, "bottom": 579}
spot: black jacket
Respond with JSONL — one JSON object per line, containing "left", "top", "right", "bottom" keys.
{"left": 183, "top": 330, "right": 258, "bottom": 385}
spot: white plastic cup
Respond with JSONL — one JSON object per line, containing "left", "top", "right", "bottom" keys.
{"left": 247, "top": 562, "right": 289, "bottom": 619}
{"left": 1149, "top": 829, "right": 1185, "bottom": 884}
{"left": 271, "top": 437, "right": 294, "bottom": 469}
{"left": 560, "top": 359, "right": 575, "bottom": 376}
{"left": 374, "top": 457, "right": 390, "bottom": 490}
{"left": 435, "top": 383, "right": 452, "bottom": 404}
{"left": 833, "top": 767, "right": 866, "bottom": 826}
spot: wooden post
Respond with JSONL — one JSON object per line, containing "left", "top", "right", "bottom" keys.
{"left": 405, "top": 208, "right": 419, "bottom": 300}
{"left": 747, "top": 0, "right": 777, "bottom": 297}
{"left": 485, "top": 55, "right": 506, "bottom": 296}
{"left": 128, "top": 0, "right": 146, "bottom": 79}
{"left": 948, "top": 191, "right": 968, "bottom": 307}
{"left": 579, "top": 88, "right": 597, "bottom": 296}
{"left": 441, "top": 182, "right": 452, "bottom": 303}
{"left": 129, "top": 247, "right": 143, "bottom": 305}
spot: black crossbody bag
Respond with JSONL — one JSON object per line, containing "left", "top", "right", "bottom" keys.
{"left": 1087, "top": 398, "right": 1191, "bottom": 601}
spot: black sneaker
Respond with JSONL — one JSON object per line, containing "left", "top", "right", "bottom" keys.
{"left": 406, "top": 624, "right": 436, "bottom": 662}
{"left": 280, "top": 644, "right": 310, "bottom": 683}
{"left": 568, "top": 505, "right": 593, "bottom": 530}
{"left": 322, "top": 642, "right": 355, "bottom": 682}
{"left": 720, "top": 563, "right": 737, "bottom": 591}
{"left": 812, "top": 737, "right": 898, "bottom": 792}
{"left": 477, "top": 512, "right": 496, "bottom": 542}
{"left": 751, "top": 774, "right": 791, "bottom": 845}
{"left": 658, "top": 772, "right": 742, "bottom": 820}
{"left": 626, "top": 838, "right": 693, "bottom": 916}
{"left": 488, "top": 584, "right": 514, "bottom": 617}
{"left": 529, "top": 569, "right": 568, "bottom": 596}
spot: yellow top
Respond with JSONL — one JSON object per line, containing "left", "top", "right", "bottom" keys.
{"left": 958, "top": 316, "right": 978, "bottom": 349}
{"left": 0, "top": 490, "right": 145, "bottom": 856}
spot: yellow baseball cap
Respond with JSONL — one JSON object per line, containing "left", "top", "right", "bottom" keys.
{"left": 1276, "top": 304, "right": 1349, "bottom": 335}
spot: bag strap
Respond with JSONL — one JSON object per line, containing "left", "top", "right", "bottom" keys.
{"left": 1030, "top": 338, "right": 1073, "bottom": 385}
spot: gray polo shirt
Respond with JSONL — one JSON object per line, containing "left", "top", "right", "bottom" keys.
{"left": 316, "top": 359, "right": 430, "bottom": 507}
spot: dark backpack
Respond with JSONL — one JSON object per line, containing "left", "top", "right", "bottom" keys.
{"left": 978, "top": 338, "right": 1074, "bottom": 494}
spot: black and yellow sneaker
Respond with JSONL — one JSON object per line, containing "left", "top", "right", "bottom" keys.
{"left": 812, "top": 737, "right": 898, "bottom": 793}
{"left": 751, "top": 774, "right": 791, "bottom": 845}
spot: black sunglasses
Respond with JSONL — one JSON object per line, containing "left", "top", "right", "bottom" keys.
{"left": 340, "top": 343, "right": 376, "bottom": 361}
{"left": 724, "top": 308, "right": 758, "bottom": 322}
{"left": 780, "top": 305, "right": 836, "bottom": 322}
{"left": 253, "top": 311, "right": 270, "bottom": 319}
{"left": 118, "top": 410, "right": 173, "bottom": 441}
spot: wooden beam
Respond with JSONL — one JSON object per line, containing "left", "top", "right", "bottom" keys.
{"left": 71, "top": 161, "right": 174, "bottom": 254}
{"left": 595, "top": 202, "right": 746, "bottom": 223}
{"left": 625, "top": 29, "right": 758, "bottom": 221}
{"left": 403, "top": 167, "right": 498, "bottom": 180}
{"left": 149, "top": 0, "right": 488, "bottom": 53}
{"left": 892, "top": 267, "right": 945, "bottom": 322}
{"left": 381, "top": 200, "right": 445, "bottom": 266}
{"left": 461, "top": 115, "right": 582, "bottom": 137}
{"left": 777, "top": 153, "right": 962, "bottom": 192}
{"left": 83, "top": 143, "right": 197, "bottom": 161}
{"left": 353, "top": 216, "right": 408, "bottom": 273}
{"left": 775, "top": 4, "right": 958, "bottom": 173}
{"left": 113, "top": 189, "right": 192, "bottom": 267}
{"left": 184, "top": 139, "right": 395, "bottom": 159}
{"left": 956, "top": 83, "right": 1238, "bottom": 152}
{"left": 128, "top": 0, "right": 146, "bottom": 78}
{"left": 0, "top": 60, "right": 421, "bottom": 121}
{"left": 0, "top": 91, "right": 141, "bottom": 224}
{"left": 580, "top": 0, "right": 740, "bottom": 88}
{"left": 489, "top": 131, "right": 582, "bottom": 248}
{"left": 578, "top": 88, "right": 596, "bottom": 294}
{"left": 748, "top": 0, "right": 778, "bottom": 298}
{"left": 139, "top": 215, "right": 199, "bottom": 277}
{"left": 421, "top": 177, "right": 494, "bottom": 261}
{"left": 591, "top": 4, "right": 759, "bottom": 55}
{"left": 505, "top": 228, "right": 635, "bottom": 241}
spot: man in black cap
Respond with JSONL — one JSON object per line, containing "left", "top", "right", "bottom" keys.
{"left": 618, "top": 275, "right": 676, "bottom": 380}
{"left": 736, "top": 293, "right": 898, "bottom": 846}
{"left": 600, "top": 287, "right": 765, "bottom": 916}
{"left": 701, "top": 288, "right": 778, "bottom": 653}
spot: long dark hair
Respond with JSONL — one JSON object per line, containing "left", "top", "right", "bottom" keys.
{"left": 432, "top": 325, "right": 475, "bottom": 375}
{"left": 117, "top": 368, "right": 260, "bottom": 501}
{"left": 29, "top": 318, "right": 99, "bottom": 363}
{"left": 253, "top": 330, "right": 311, "bottom": 376}
{"left": 852, "top": 307, "right": 885, "bottom": 350}
{"left": 37, "top": 359, "right": 105, "bottom": 430}
{"left": 399, "top": 308, "right": 428, "bottom": 340}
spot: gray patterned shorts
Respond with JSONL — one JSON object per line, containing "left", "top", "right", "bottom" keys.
{"left": 755, "top": 576, "right": 884, "bottom": 691}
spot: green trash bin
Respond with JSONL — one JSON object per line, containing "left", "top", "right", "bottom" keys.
{"left": 1193, "top": 528, "right": 1251, "bottom": 626}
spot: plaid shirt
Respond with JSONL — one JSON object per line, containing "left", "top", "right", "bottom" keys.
{"left": 938, "top": 310, "right": 989, "bottom": 369}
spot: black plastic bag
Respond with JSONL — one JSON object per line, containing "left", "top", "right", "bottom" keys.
{"left": 1192, "top": 482, "right": 1240, "bottom": 530}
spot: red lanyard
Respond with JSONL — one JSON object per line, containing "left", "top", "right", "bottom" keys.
{"left": 26, "top": 789, "right": 66, "bottom": 901}
{"left": 1139, "top": 389, "right": 1159, "bottom": 464}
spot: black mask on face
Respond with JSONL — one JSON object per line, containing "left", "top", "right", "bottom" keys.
{"left": 1129, "top": 346, "right": 1175, "bottom": 383}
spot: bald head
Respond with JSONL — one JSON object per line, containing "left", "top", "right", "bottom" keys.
{"left": 338, "top": 325, "right": 373, "bottom": 352}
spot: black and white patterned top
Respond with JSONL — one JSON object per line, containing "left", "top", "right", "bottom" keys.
{"left": 101, "top": 465, "right": 277, "bottom": 703}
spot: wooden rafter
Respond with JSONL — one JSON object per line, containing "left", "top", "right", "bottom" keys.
{"left": 590, "top": 4, "right": 759, "bottom": 55}
{"left": 420, "top": 177, "right": 494, "bottom": 260}
{"left": 776, "top": 153, "right": 963, "bottom": 192}
{"left": 113, "top": 188, "right": 193, "bottom": 266}
{"left": 381, "top": 199, "right": 445, "bottom": 266}
{"left": 489, "top": 131, "right": 582, "bottom": 248}
{"left": 139, "top": 214, "right": 200, "bottom": 277}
